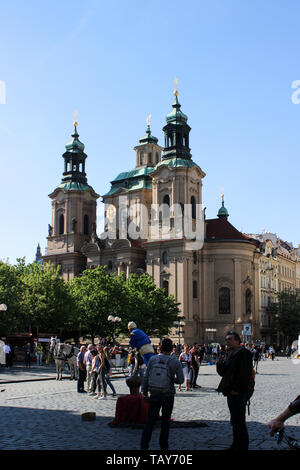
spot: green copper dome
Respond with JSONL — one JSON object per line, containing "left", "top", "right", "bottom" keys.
{"left": 65, "top": 125, "right": 85, "bottom": 152}
{"left": 218, "top": 198, "right": 229, "bottom": 219}
{"left": 139, "top": 125, "right": 158, "bottom": 144}
{"left": 166, "top": 95, "right": 188, "bottom": 125}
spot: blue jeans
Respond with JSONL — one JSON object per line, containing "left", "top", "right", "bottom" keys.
{"left": 143, "top": 352, "right": 154, "bottom": 366}
{"left": 105, "top": 373, "right": 116, "bottom": 394}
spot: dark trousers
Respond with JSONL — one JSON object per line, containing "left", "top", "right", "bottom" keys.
{"left": 140, "top": 395, "right": 174, "bottom": 451}
{"left": 191, "top": 366, "right": 199, "bottom": 387}
{"left": 227, "top": 393, "right": 249, "bottom": 450}
{"left": 77, "top": 368, "right": 87, "bottom": 392}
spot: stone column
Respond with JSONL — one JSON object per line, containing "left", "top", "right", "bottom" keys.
{"left": 234, "top": 258, "right": 242, "bottom": 323}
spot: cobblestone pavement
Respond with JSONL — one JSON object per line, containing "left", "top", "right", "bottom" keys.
{"left": 0, "top": 357, "right": 300, "bottom": 451}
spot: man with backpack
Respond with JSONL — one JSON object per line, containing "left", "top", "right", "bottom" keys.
{"left": 140, "top": 338, "right": 184, "bottom": 451}
{"left": 216, "top": 331, "right": 253, "bottom": 451}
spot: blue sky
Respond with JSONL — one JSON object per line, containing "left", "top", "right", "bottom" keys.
{"left": 0, "top": 0, "right": 300, "bottom": 263}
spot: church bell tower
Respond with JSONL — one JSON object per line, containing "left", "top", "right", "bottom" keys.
{"left": 43, "top": 117, "right": 99, "bottom": 279}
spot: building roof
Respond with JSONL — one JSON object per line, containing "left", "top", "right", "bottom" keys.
{"left": 206, "top": 217, "right": 259, "bottom": 245}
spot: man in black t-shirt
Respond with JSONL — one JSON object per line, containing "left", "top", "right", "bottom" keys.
{"left": 190, "top": 343, "right": 201, "bottom": 389}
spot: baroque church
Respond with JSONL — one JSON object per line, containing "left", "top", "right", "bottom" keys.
{"left": 43, "top": 88, "right": 261, "bottom": 345}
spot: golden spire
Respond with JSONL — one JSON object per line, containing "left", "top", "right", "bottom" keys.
{"left": 174, "top": 76, "right": 179, "bottom": 96}
{"left": 146, "top": 114, "right": 152, "bottom": 127}
{"left": 221, "top": 187, "right": 224, "bottom": 203}
{"left": 73, "top": 110, "right": 78, "bottom": 129}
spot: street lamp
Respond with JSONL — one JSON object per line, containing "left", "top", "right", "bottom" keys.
{"left": 107, "top": 315, "right": 122, "bottom": 345}
{"left": 173, "top": 318, "right": 185, "bottom": 345}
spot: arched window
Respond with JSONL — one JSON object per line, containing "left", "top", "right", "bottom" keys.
{"left": 191, "top": 196, "right": 196, "bottom": 219}
{"left": 83, "top": 214, "right": 89, "bottom": 235}
{"left": 193, "top": 280, "right": 198, "bottom": 299}
{"left": 162, "top": 251, "right": 168, "bottom": 265}
{"left": 156, "top": 152, "right": 159, "bottom": 164}
{"left": 163, "top": 194, "right": 170, "bottom": 206}
{"left": 162, "top": 280, "right": 169, "bottom": 296}
{"left": 148, "top": 152, "right": 152, "bottom": 164}
{"left": 219, "top": 287, "right": 231, "bottom": 315}
{"left": 162, "top": 194, "right": 170, "bottom": 219}
{"left": 59, "top": 214, "right": 64, "bottom": 235}
{"left": 246, "top": 289, "right": 252, "bottom": 315}
{"left": 140, "top": 151, "right": 144, "bottom": 165}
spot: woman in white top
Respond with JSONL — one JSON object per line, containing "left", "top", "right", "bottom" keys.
{"left": 179, "top": 344, "right": 192, "bottom": 391}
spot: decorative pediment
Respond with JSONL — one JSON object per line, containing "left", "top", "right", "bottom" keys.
{"left": 243, "top": 275, "right": 253, "bottom": 285}
{"left": 81, "top": 241, "right": 100, "bottom": 255}
{"left": 111, "top": 239, "right": 131, "bottom": 250}
{"left": 160, "top": 269, "right": 170, "bottom": 278}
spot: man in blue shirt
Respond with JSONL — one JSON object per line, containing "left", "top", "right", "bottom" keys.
{"left": 128, "top": 322, "right": 154, "bottom": 366}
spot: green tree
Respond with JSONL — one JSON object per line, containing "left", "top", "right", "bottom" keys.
{"left": 269, "top": 289, "right": 300, "bottom": 344}
{"left": 0, "top": 261, "right": 25, "bottom": 335}
{"left": 123, "top": 274, "right": 180, "bottom": 338}
{"left": 70, "top": 266, "right": 125, "bottom": 343}
{"left": 70, "top": 268, "right": 180, "bottom": 343}
{"left": 20, "top": 262, "right": 74, "bottom": 335}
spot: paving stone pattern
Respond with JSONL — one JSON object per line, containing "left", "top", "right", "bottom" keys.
{"left": 0, "top": 357, "right": 300, "bottom": 450}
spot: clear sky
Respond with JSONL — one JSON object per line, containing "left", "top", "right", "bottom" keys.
{"left": 1, "top": 0, "right": 300, "bottom": 263}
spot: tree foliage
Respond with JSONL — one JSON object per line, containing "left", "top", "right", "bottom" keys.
{"left": 0, "top": 259, "right": 180, "bottom": 342}
{"left": 269, "top": 289, "right": 300, "bottom": 343}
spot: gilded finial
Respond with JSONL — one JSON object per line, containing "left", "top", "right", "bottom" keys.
{"left": 174, "top": 76, "right": 178, "bottom": 96}
{"left": 73, "top": 110, "right": 78, "bottom": 129}
{"left": 221, "top": 187, "right": 224, "bottom": 202}
{"left": 146, "top": 114, "right": 152, "bottom": 128}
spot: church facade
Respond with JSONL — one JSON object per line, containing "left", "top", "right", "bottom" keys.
{"left": 43, "top": 90, "right": 262, "bottom": 345}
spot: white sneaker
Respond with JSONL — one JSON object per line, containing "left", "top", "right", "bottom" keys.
{"left": 98, "top": 396, "right": 107, "bottom": 400}
{"left": 93, "top": 395, "right": 100, "bottom": 399}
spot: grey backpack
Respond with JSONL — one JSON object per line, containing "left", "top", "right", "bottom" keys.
{"left": 148, "top": 355, "right": 172, "bottom": 394}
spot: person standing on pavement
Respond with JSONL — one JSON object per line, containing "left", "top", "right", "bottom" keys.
{"left": 216, "top": 331, "right": 253, "bottom": 451}
{"left": 24, "top": 342, "right": 32, "bottom": 368}
{"left": 77, "top": 345, "right": 87, "bottom": 393}
{"left": 36, "top": 343, "right": 43, "bottom": 366}
{"left": 179, "top": 344, "right": 192, "bottom": 391}
{"left": 140, "top": 338, "right": 184, "bottom": 451}
{"left": 4, "top": 342, "right": 12, "bottom": 368}
{"left": 190, "top": 343, "right": 201, "bottom": 389}
{"left": 84, "top": 344, "right": 95, "bottom": 393}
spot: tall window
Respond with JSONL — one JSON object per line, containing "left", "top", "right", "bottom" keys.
{"left": 59, "top": 214, "right": 64, "bottom": 235}
{"left": 162, "top": 194, "right": 170, "bottom": 219}
{"left": 219, "top": 287, "right": 231, "bottom": 315}
{"left": 193, "top": 280, "right": 198, "bottom": 299}
{"left": 246, "top": 289, "right": 252, "bottom": 315}
{"left": 162, "top": 280, "right": 169, "bottom": 296}
{"left": 83, "top": 214, "right": 89, "bottom": 235}
{"left": 191, "top": 196, "right": 196, "bottom": 219}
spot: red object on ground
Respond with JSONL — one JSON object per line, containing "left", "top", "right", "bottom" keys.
{"left": 110, "top": 394, "right": 149, "bottom": 425}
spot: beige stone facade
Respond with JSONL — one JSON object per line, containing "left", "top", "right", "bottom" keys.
{"left": 43, "top": 98, "right": 299, "bottom": 346}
